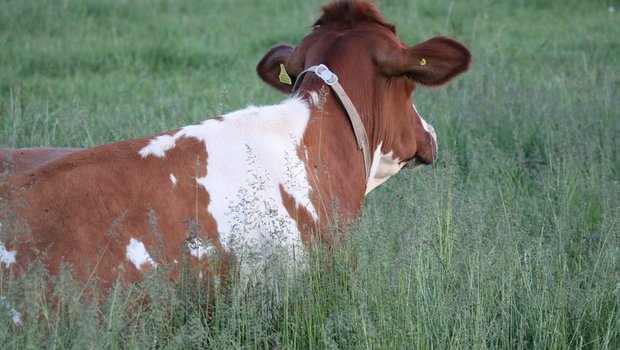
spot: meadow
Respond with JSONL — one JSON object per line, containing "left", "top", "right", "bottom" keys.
{"left": 1, "top": 0, "right": 619, "bottom": 348}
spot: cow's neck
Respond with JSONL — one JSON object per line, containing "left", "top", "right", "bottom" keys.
{"left": 293, "top": 65, "right": 371, "bottom": 179}
{"left": 298, "top": 87, "right": 370, "bottom": 235}
{"left": 358, "top": 78, "right": 415, "bottom": 194}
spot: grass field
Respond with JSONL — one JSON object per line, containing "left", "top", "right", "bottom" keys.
{"left": 1, "top": 0, "right": 619, "bottom": 348}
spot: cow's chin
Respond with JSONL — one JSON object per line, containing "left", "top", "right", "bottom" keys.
{"left": 404, "top": 156, "right": 429, "bottom": 170}
{"left": 404, "top": 138, "right": 438, "bottom": 170}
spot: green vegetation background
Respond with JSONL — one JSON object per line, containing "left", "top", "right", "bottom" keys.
{"left": 1, "top": 0, "right": 618, "bottom": 348}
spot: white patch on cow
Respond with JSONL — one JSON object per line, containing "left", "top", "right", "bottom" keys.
{"left": 413, "top": 103, "right": 438, "bottom": 157}
{"left": 308, "top": 91, "right": 320, "bottom": 106}
{"left": 125, "top": 238, "right": 157, "bottom": 271}
{"left": 366, "top": 142, "right": 405, "bottom": 195}
{"left": 138, "top": 97, "right": 318, "bottom": 283}
{"left": 9, "top": 306, "right": 21, "bottom": 326}
{"left": 139, "top": 134, "right": 177, "bottom": 158}
{"left": 0, "top": 296, "right": 21, "bottom": 326}
{"left": 187, "top": 237, "right": 213, "bottom": 259}
{"left": 170, "top": 174, "right": 177, "bottom": 187}
{"left": 420, "top": 116, "right": 438, "bottom": 156}
{"left": 0, "top": 240, "right": 16, "bottom": 267}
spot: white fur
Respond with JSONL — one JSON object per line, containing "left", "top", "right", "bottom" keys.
{"left": 0, "top": 240, "right": 16, "bottom": 267}
{"left": 139, "top": 98, "right": 318, "bottom": 282}
{"left": 308, "top": 91, "right": 320, "bottom": 106}
{"left": 420, "top": 116, "right": 438, "bottom": 156}
{"left": 170, "top": 174, "right": 177, "bottom": 187}
{"left": 413, "top": 102, "right": 438, "bottom": 157}
{"left": 139, "top": 135, "right": 176, "bottom": 158}
{"left": 126, "top": 238, "right": 157, "bottom": 271}
{"left": 364, "top": 106, "right": 437, "bottom": 194}
{"left": 187, "top": 237, "right": 213, "bottom": 259}
{"left": 0, "top": 296, "right": 21, "bottom": 326}
{"left": 366, "top": 142, "right": 405, "bottom": 195}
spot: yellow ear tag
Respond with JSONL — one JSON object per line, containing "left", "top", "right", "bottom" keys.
{"left": 419, "top": 58, "right": 427, "bottom": 66}
{"left": 279, "top": 64, "right": 292, "bottom": 85}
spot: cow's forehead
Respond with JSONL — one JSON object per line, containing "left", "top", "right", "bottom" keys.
{"left": 313, "top": 0, "right": 395, "bottom": 32}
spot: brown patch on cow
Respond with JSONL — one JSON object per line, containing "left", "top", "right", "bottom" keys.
{"left": 1, "top": 133, "right": 226, "bottom": 292}
{"left": 279, "top": 184, "right": 317, "bottom": 248}
{"left": 298, "top": 103, "right": 366, "bottom": 242}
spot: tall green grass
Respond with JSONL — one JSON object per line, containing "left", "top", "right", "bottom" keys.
{"left": 1, "top": 0, "right": 619, "bottom": 348}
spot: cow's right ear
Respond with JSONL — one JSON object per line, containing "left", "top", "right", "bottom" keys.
{"left": 378, "top": 36, "right": 472, "bottom": 87}
{"left": 257, "top": 44, "right": 297, "bottom": 93}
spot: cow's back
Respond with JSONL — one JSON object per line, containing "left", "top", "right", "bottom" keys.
{"left": 1, "top": 99, "right": 319, "bottom": 289}
{"left": 0, "top": 148, "right": 82, "bottom": 177}
{"left": 1, "top": 136, "right": 214, "bottom": 288}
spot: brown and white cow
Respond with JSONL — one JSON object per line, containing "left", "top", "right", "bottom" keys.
{"left": 0, "top": 0, "right": 470, "bottom": 295}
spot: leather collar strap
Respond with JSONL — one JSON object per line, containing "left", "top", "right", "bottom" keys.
{"left": 294, "top": 64, "right": 371, "bottom": 180}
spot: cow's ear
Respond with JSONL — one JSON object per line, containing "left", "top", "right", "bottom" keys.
{"left": 379, "top": 36, "right": 472, "bottom": 87}
{"left": 257, "top": 44, "right": 298, "bottom": 93}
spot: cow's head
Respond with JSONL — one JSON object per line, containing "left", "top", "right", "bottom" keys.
{"left": 257, "top": 0, "right": 471, "bottom": 191}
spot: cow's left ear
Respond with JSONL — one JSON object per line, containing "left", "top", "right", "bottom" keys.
{"left": 257, "top": 44, "right": 298, "bottom": 93}
{"left": 378, "top": 36, "right": 472, "bottom": 87}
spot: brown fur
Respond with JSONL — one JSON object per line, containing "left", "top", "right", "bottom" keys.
{"left": 0, "top": 148, "right": 82, "bottom": 177}
{"left": 314, "top": 0, "right": 396, "bottom": 32}
{"left": 2, "top": 135, "right": 223, "bottom": 291}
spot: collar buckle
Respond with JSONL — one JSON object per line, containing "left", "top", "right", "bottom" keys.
{"left": 314, "top": 64, "right": 338, "bottom": 86}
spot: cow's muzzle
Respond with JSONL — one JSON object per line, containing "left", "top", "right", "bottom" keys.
{"left": 405, "top": 118, "right": 438, "bottom": 169}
